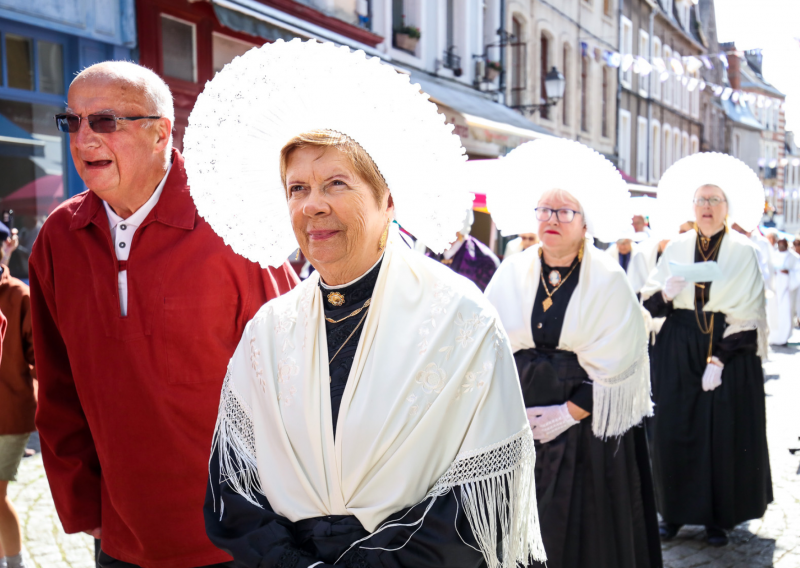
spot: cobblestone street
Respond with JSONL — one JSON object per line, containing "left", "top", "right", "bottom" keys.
{"left": 9, "top": 333, "right": 800, "bottom": 568}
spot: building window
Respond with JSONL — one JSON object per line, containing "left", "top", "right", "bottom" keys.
{"left": 690, "top": 134, "right": 699, "bottom": 155}
{"left": 651, "top": 37, "right": 661, "bottom": 101}
{"left": 604, "top": 0, "right": 613, "bottom": 17}
{"left": 5, "top": 34, "right": 33, "bottom": 90}
{"left": 673, "top": 50, "right": 682, "bottom": 111}
{"left": 664, "top": 124, "right": 672, "bottom": 173}
{"left": 651, "top": 119, "right": 661, "bottom": 182}
{"left": 510, "top": 17, "right": 525, "bottom": 108}
{"left": 563, "top": 43, "right": 570, "bottom": 126}
{"left": 674, "top": 129, "right": 681, "bottom": 161}
{"left": 392, "top": 0, "right": 404, "bottom": 32}
{"left": 637, "top": 116, "right": 648, "bottom": 182}
{"left": 638, "top": 29, "right": 649, "bottom": 97}
{"left": 1, "top": 31, "right": 66, "bottom": 96}
{"left": 682, "top": 131, "right": 689, "bottom": 158}
{"left": 161, "top": 15, "right": 197, "bottom": 83}
{"left": 38, "top": 40, "right": 64, "bottom": 95}
{"left": 213, "top": 34, "right": 258, "bottom": 75}
{"left": 581, "top": 52, "right": 589, "bottom": 132}
{"left": 620, "top": 16, "right": 633, "bottom": 89}
{"left": 540, "top": 35, "right": 550, "bottom": 119}
{"left": 601, "top": 66, "right": 609, "bottom": 137}
{"left": 619, "top": 109, "right": 632, "bottom": 175}
{"left": 663, "top": 45, "right": 672, "bottom": 105}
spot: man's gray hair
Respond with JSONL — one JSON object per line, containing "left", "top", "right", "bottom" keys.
{"left": 72, "top": 61, "right": 175, "bottom": 152}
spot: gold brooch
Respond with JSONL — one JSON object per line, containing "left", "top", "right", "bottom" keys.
{"left": 327, "top": 291, "right": 345, "bottom": 307}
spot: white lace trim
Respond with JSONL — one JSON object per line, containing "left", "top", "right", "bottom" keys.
{"left": 211, "top": 371, "right": 264, "bottom": 508}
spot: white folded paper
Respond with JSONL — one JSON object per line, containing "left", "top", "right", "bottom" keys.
{"left": 668, "top": 260, "right": 724, "bottom": 283}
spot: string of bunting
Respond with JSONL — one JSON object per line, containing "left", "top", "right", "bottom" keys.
{"left": 580, "top": 42, "right": 786, "bottom": 110}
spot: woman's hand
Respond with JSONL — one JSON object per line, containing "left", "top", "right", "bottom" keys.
{"left": 701, "top": 357, "right": 724, "bottom": 391}
{"left": 526, "top": 404, "right": 580, "bottom": 443}
{"left": 662, "top": 276, "right": 687, "bottom": 301}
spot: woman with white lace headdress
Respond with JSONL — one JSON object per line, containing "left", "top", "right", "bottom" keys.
{"left": 183, "top": 39, "right": 544, "bottom": 568}
{"left": 484, "top": 138, "right": 662, "bottom": 568}
{"left": 641, "top": 153, "right": 772, "bottom": 547}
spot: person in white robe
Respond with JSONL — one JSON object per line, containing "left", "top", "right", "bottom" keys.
{"left": 641, "top": 152, "right": 772, "bottom": 547}
{"left": 767, "top": 238, "right": 800, "bottom": 345}
{"left": 482, "top": 138, "right": 661, "bottom": 568}
{"left": 184, "top": 39, "right": 544, "bottom": 568}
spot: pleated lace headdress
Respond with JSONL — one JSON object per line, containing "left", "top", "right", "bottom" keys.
{"left": 183, "top": 39, "right": 471, "bottom": 268}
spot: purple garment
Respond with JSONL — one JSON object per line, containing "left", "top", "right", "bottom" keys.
{"left": 427, "top": 236, "right": 500, "bottom": 291}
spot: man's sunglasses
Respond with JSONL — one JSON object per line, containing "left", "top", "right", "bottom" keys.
{"left": 55, "top": 113, "right": 161, "bottom": 134}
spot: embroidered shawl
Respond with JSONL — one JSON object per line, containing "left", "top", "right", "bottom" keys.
{"left": 485, "top": 241, "right": 653, "bottom": 439}
{"left": 212, "top": 230, "right": 546, "bottom": 568}
{"left": 641, "top": 229, "right": 768, "bottom": 358}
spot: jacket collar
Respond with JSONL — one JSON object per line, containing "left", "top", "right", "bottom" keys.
{"left": 70, "top": 148, "right": 196, "bottom": 232}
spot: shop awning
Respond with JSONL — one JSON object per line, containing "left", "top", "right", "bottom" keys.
{"left": 209, "top": 0, "right": 382, "bottom": 56}
{"left": 0, "top": 115, "right": 45, "bottom": 147}
{"left": 409, "top": 71, "right": 552, "bottom": 157}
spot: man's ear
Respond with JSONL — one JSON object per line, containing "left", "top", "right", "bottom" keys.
{"left": 154, "top": 117, "right": 172, "bottom": 152}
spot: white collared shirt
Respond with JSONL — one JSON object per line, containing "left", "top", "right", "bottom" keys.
{"left": 103, "top": 162, "right": 172, "bottom": 316}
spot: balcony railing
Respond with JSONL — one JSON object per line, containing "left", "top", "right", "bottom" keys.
{"left": 443, "top": 46, "right": 461, "bottom": 73}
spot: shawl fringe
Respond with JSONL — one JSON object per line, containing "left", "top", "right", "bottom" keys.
{"left": 427, "top": 428, "right": 546, "bottom": 568}
{"left": 210, "top": 372, "right": 264, "bottom": 509}
{"left": 590, "top": 348, "right": 653, "bottom": 439}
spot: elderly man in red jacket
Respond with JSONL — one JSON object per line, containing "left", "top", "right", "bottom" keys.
{"left": 29, "top": 61, "right": 297, "bottom": 568}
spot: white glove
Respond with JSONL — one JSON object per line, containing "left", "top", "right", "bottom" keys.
{"left": 527, "top": 403, "right": 580, "bottom": 443}
{"left": 662, "top": 276, "right": 688, "bottom": 301}
{"left": 701, "top": 357, "right": 724, "bottom": 391}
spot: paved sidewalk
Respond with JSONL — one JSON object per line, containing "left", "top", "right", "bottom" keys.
{"left": 8, "top": 335, "right": 800, "bottom": 568}
{"left": 9, "top": 433, "right": 94, "bottom": 568}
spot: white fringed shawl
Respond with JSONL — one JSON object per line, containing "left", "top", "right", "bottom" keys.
{"left": 640, "top": 229, "right": 768, "bottom": 358}
{"left": 212, "top": 230, "right": 545, "bottom": 568}
{"left": 485, "top": 241, "right": 653, "bottom": 438}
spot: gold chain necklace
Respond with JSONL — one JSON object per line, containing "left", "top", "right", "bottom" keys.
{"left": 325, "top": 299, "right": 371, "bottom": 324}
{"left": 328, "top": 307, "right": 370, "bottom": 382}
{"left": 693, "top": 225, "right": 725, "bottom": 362}
{"left": 538, "top": 248, "right": 580, "bottom": 312}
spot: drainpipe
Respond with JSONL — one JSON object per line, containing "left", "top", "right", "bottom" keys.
{"left": 647, "top": 5, "right": 655, "bottom": 183}
{"left": 615, "top": 0, "right": 623, "bottom": 167}
{"left": 499, "top": 0, "right": 506, "bottom": 105}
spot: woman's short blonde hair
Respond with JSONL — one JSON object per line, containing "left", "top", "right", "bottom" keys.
{"left": 279, "top": 130, "right": 389, "bottom": 204}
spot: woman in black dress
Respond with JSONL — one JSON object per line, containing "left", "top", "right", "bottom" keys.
{"left": 486, "top": 138, "right": 662, "bottom": 568}
{"left": 189, "top": 40, "right": 545, "bottom": 568}
{"left": 641, "top": 153, "right": 772, "bottom": 547}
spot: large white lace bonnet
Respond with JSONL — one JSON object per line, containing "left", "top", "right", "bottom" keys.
{"left": 480, "top": 138, "right": 631, "bottom": 242}
{"left": 183, "top": 39, "right": 470, "bottom": 268}
{"left": 655, "top": 152, "right": 765, "bottom": 235}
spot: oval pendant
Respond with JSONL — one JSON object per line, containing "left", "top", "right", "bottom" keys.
{"left": 548, "top": 270, "right": 562, "bottom": 287}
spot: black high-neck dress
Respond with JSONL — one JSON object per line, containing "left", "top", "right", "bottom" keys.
{"left": 516, "top": 257, "right": 662, "bottom": 568}
{"left": 644, "top": 230, "right": 772, "bottom": 529}
{"left": 205, "top": 260, "right": 486, "bottom": 568}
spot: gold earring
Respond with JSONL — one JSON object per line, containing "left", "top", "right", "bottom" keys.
{"left": 295, "top": 248, "right": 300, "bottom": 261}
{"left": 378, "top": 220, "right": 391, "bottom": 252}
{"left": 577, "top": 240, "right": 585, "bottom": 262}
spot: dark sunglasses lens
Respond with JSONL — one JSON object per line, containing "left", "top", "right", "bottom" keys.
{"left": 56, "top": 115, "right": 78, "bottom": 133}
{"left": 89, "top": 115, "right": 117, "bottom": 133}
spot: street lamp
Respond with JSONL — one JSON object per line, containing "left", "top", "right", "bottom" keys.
{"left": 511, "top": 66, "right": 566, "bottom": 116}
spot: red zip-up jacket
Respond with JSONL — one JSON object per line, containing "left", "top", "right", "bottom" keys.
{"left": 30, "top": 149, "right": 297, "bottom": 568}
